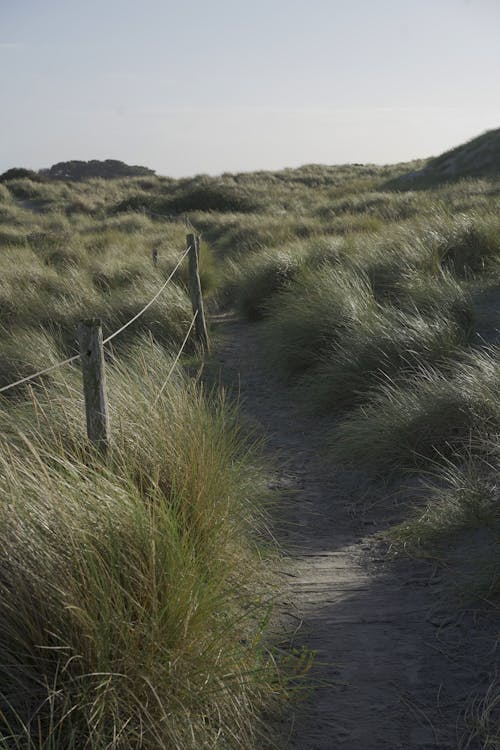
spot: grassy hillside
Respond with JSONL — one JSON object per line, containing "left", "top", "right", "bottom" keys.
{"left": 389, "top": 127, "right": 500, "bottom": 186}
{"left": 1, "top": 130, "right": 499, "bottom": 745}
{"left": 0, "top": 179, "right": 294, "bottom": 748}
{"left": 2, "top": 150, "right": 499, "bottom": 592}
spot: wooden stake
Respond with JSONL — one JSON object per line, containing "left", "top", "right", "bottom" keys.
{"left": 78, "top": 319, "right": 110, "bottom": 454}
{"left": 152, "top": 247, "right": 159, "bottom": 267}
{"left": 187, "top": 233, "right": 209, "bottom": 351}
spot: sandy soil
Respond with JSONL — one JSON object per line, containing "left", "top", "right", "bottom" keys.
{"left": 208, "top": 313, "right": 498, "bottom": 750}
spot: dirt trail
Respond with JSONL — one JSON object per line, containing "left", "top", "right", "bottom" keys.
{"left": 209, "top": 314, "right": 498, "bottom": 750}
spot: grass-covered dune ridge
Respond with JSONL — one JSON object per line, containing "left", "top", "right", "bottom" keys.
{"left": 388, "top": 126, "right": 500, "bottom": 186}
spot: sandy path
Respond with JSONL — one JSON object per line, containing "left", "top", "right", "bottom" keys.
{"left": 209, "top": 314, "right": 498, "bottom": 750}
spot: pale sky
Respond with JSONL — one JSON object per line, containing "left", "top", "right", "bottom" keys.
{"left": 1, "top": 0, "right": 499, "bottom": 176}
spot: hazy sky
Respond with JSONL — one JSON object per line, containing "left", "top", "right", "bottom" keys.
{"left": 1, "top": 0, "right": 499, "bottom": 176}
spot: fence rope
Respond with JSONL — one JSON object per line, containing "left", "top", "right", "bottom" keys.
{"left": 103, "top": 245, "right": 191, "bottom": 344}
{"left": 0, "top": 245, "right": 192, "bottom": 395}
{"left": 153, "top": 310, "right": 198, "bottom": 404}
{"left": 0, "top": 354, "right": 81, "bottom": 395}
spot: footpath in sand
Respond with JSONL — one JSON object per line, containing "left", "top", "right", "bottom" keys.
{"left": 209, "top": 313, "right": 498, "bottom": 750}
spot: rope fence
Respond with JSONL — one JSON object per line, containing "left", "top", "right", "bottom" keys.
{"left": 154, "top": 310, "right": 198, "bottom": 405}
{"left": 0, "top": 229, "right": 209, "bottom": 455}
{"left": 103, "top": 245, "right": 191, "bottom": 344}
{"left": 0, "top": 353, "right": 81, "bottom": 395}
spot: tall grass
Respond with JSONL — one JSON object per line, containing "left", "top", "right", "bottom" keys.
{"left": 302, "top": 304, "right": 471, "bottom": 413}
{"left": 3, "top": 154, "right": 500, "bottom": 743}
{"left": 257, "top": 253, "right": 474, "bottom": 414}
{"left": 393, "top": 447, "right": 500, "bottom": 567}
{"left": 261, "top": 266, "right": 377, "bottom": 376}
{"left": 0, "top": 339, "right": 284, "bottom": 749}
{"left": 333, "top": 348, "right": 500, "bottom": 473}
{"left": 225, "top": 247, "right": 307, "bottom": 320}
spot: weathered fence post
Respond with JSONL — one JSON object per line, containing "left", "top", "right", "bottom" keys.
{"left": 186, "top": 233, "right": 209, "bottom": 351}
{"left": 77, "top": 319, "right": 110, "bottom": 454}
{"left": 152, "top": 246, "right": 159, "bottom": 267}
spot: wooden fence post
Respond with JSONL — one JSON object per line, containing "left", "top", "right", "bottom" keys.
{"left": 186, "top": 233, "right": 209, "bottom": 351}
{"left": 152, "top": 246, "right": 159, "bottom": 267}
{"left": 78, "top": 319, "right": 110, "bottom": 454}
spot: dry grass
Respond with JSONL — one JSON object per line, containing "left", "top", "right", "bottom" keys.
{"left": 0, "top": 339, "right": 289, "bottom": 749}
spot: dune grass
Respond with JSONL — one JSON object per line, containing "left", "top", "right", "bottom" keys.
{"left": 261, "top": 266, "right": 377, "bottom": 376}
{"left": 202, "top": 163, "right": 500, "bottom": 611}
{"left": 462, "top": 677, "right": 500, "bottom": 750}
{"left": 2, "top": 157, "right": 500, "bottom": 744}
{"left": 224, "top": 246, "right": 307, "bottom": 320}
{"left": 392, "top": 447, "right": 500, "bottom": 572}
{"left": 0, "top": 339, "right": 288, "bottom": 749}
{"left": 332, "top": 347, "right": 500, "bottom": 473}
{"left": 0, "top": 179, "right": 306, "bottom": 747}
{"left": 301, "top": 304, "right": 472, "bottom": 413}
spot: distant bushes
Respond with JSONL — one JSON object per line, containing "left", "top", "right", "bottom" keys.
{"left": 0, "top": 167, "right": 43, "bottom": 182}
{"left": 43, "top": 159, "right": 155, "bottom": 180}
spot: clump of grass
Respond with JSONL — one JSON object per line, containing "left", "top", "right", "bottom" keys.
{"left": 226, "top": 247, "right": 307, "bottom": 320}
{"left": 0, "top": 184, "right": 11, "bottom": 203}
{"left": 0, "top": 338, "right": 285, "bottom": 749}
{"left": 0, "top": 227, "right": 29, "bottom": 246}
{"left": 4, "top": 177, "right": 47, "bottom": 200}
{"left": 389, "top": 438, "right": 500, "bottom": 605}
{"left": 333, "top": 347, "right": 500, "bottom": 474}
{"left": 394, "top": 450, "right": 500, "bottom": 549}
{"left": 167, "top": 180, "right": 266, "bottom": 214}
{"left": 258, "top": 240, "right": 473, "bottom": 399}
{"left": 304, "top": 236, "right": 348, "bottom": 269}
{"left": 262, "top": 266, "right": 377, "bottom": 375}
{"left": 435, "top": 214, "right": 500, "bottom": 277}
{"left": 303, "top": 304, "right": 470, "bottom": 413}
{"left": 462, "top": 678, "right": 500, "bottom": 750}
{"left": 316, "top": 190, "right": 421, "bottom": 224}
{"left": 395, "top": 271, "right": 475, "bottom": 334}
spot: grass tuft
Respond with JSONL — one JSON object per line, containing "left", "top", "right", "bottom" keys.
{"left": 333, "top": 347, "right": 500, "bottom": 473}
